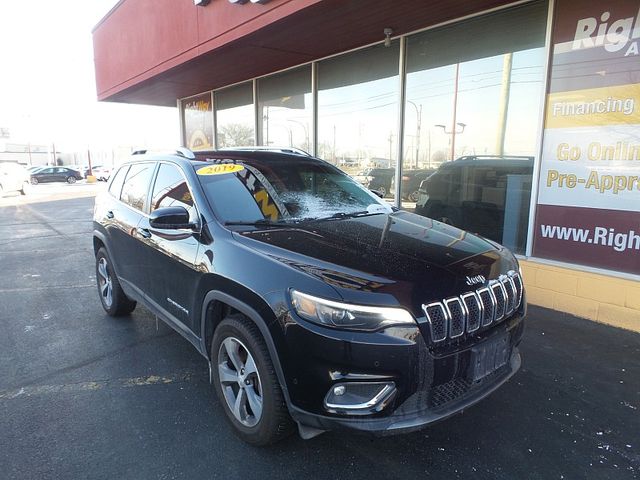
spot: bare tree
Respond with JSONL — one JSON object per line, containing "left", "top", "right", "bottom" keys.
{"left": 219, "top": 124, "right": 254, "bottom": 147}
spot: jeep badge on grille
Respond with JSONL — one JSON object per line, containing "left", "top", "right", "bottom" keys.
{"left": 465, "top": 275, "right": 486, "bottom": 286}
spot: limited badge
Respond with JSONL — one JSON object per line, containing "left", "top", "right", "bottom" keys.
{"left": 196, "top": 164, "right": 244, "bottom": 175}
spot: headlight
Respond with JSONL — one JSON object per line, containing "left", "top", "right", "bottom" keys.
{"left": 290, "top": 290, "right": 415, "bottom": 331}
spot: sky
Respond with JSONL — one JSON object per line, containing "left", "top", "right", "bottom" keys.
{"left": 0, "top": 0, "right": 179, "bottom": 154}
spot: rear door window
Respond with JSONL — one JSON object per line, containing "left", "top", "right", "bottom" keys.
{"left": 120, "top": 163, "right": 155, "bottom": 212}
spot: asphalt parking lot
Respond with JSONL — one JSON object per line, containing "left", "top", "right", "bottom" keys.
{"left": 0, "top": 185, "right": 638, "bottom": 480}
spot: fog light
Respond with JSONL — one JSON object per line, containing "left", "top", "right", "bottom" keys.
{"left": 324, "top": 382, "right": 396, "bottom": 415}
{"left": 333, "top": 385, "right": 346, "bottom": 396}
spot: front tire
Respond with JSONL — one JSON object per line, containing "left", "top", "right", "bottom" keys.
{"left": 211, "top": 315, "right": 294, "bottom": 446}
{"left": 67, "top": 176, "right": 76, "bottom": 184}
{"left": 20, "top": 181, "right": 30, "bottom": 195}
{"left": 31, "top": 178, "right": 38, "bottom": 185}
{"left": 95, "top": 247, "right": 136, "bottom": 316}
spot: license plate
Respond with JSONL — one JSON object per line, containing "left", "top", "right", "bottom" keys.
{"left": 470, "top": 333, "right": 510, "bottom": 382}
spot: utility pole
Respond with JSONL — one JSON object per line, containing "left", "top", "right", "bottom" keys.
{"left": 87, "top": 147, "right": 93, "bottom": 176}
{"left": 495, "top": 53, "right": 513, "bottom": 155}
{"left": 407, "top": 100, "right": 422, "bottom": 168}
{"left": 450, "top": 63, "right": 460, "bottom": 161}
{"left": 332, "top": 124, "right": 336, "bottom": 163}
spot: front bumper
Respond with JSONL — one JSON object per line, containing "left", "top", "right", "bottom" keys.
{"left": 290, "top": 348, "right": 521, "bottom": 434}
{"left": 281, "top": 306, "right": 525, "bottom": 435}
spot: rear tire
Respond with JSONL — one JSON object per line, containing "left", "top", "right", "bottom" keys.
{"left": 20, "top": 181, "right": 29, "bottom": 195}
{"left": 95, "top": 247, "right": 136, "bottom": 316}
{"left": 211, "top": 315, "right": 294, "bottom": 446}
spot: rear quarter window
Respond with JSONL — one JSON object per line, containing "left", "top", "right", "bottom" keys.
{"left": 108, "top": 166, "right": 129, "bottom": 198}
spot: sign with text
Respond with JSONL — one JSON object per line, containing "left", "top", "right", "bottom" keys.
{"left": 532, "top": 0, "right": 640, "bottom": 275}
{"left": 183, "top": 93, "right": 214, "bottom": 151}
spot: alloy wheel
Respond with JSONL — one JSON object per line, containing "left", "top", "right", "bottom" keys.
{"left": 97, "top": 257, "right": 113, "bottom": 308}
{"left": 217, "top": 337, "right": 263, "bottom": 427}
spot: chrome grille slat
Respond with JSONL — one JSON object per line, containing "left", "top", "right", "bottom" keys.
{"left": 504, "top": 276, "right": 517, "bottom": 315}
{"left": 511, "top": 271, "right": 524, "bottom": 305}
{"left": 444, "top": 297, "right": 466, "bottom": 338}
{"left": 422, "top": 302, "right": 448, "bottom": 342}
{"left": 491, "top": 281, "right": 507, "bottom": 321}
{"left": 422, "top": 271, "right": 524, "bottom": 343}
{"left": 461, "top": 292, "right": 482, "bottom": 333}
{"left": 477, "top": 287, "right": 495, "bottom": 327}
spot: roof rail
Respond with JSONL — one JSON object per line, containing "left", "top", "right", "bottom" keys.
{"left": 175, "top": 147, "right": 195, "bottom": 159}
{"left": 130, "top": 147, "right": 195, "bottom": 159}
{"left": 218, "top": 146, "right": 312, "bottom": 157}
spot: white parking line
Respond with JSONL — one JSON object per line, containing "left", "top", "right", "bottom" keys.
{"left": 0, "top": 372, "right": 197, "bottom": 400}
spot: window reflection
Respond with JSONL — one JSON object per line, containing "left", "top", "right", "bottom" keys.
{"left": 318, "top": 41, "right": 400, "bottom": 202}
{"left": 404, "top": 0, "right": 547, "bottom": 253}
{"left": 151, "top": 164, "right": 194, "bottom": 212}
{"left": 215, "top": 82, "right": 255, "bottom": 147}
{"left": 258, "top": 66, "right": 312, "bottom": 153}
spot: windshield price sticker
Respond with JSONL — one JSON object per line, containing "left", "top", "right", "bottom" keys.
{"left": 197, "top": 164, "right": 245, "bottom": 176}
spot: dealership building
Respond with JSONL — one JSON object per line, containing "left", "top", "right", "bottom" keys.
{"left": 93, "top": 0, "right": 640, "bottom": 331}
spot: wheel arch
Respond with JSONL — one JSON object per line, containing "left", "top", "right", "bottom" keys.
{"left": 200, "top": 290, "right": 291, "bottom": 406}
{"left": 92, "top": 231, "right": 122, "bottom": 280}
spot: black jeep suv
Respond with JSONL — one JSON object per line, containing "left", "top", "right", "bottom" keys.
{"left": 93, "top": 148, "right": 526, "bottom": 445}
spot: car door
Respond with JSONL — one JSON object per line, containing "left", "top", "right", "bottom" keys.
{"left": 37, "top": 167, "right": 55, "bottom": 183}
{"left": 137, "top": 162, "right": 201, "bottom": 333}
{"left": 55, "top": 167, "right": 69, "bottom": 182}
{"left": 106, "top": 162, "right": 157, "bottom": 296}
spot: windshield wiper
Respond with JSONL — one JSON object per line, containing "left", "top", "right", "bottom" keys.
{"left": 224, "top": 219, "right": 289, "bottom": 227}
{"left": 313, "top": 210, "right": 385, "bottom": 221}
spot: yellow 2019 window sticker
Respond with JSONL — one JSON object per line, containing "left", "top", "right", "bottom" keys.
{"left": 196, "top": 164, "right": 244, "bottom": 176}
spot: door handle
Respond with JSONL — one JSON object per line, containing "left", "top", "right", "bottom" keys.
{"left": 136, "top": 227, "right": 151, "bottom": 239}
{"left": 106, "top": 210, "right": 114, "bottom": 219}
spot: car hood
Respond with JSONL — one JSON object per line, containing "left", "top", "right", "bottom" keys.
{"left": 234, "top": 211, "right": 517, "bottom": 316}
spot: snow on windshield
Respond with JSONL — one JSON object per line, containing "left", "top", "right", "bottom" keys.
{"left": 279, "top": 190, "right": 392, "bottom": 220}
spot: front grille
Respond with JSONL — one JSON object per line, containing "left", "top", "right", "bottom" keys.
{"left": 422, "top": 270, "right": 523, "bottom": 343}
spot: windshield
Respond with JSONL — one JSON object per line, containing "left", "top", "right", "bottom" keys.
{"left": 195, "top": 157, "right": 392, "bottom": 224}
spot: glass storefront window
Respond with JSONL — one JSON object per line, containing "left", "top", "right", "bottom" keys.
{"left": 405, "top": 1, "right": 547, "bottom": 253}
{"left": 215, "top": 82, "right": 255, "bottom": 147}
{"left": 318, "top": 42, "right": 400, "bottom": 202}
{"left": 258, "top": 66, "right": 312, "bottom": 153}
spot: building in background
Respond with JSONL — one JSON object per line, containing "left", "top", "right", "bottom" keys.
{"left": 93, "top": 0, "right": 640, "bottom": 330}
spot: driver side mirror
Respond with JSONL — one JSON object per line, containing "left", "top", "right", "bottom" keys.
{"left": 149, "top": 206, "right": 197, "bottom": 230}
{"left": 370, "top": 189, "right": 384, "bottom": 199}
